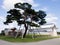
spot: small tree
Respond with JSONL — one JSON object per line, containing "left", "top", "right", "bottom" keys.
{"left": 4, "top": 3, "right": 46, "bottom": 38}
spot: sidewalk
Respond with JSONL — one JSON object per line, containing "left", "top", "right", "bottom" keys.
{"left": 0, "top": 38, "right": 60, "bottom": 45}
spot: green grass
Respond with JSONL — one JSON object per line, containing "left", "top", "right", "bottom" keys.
{"left": 0, "top": 35, "right": 60, "bottom": 42}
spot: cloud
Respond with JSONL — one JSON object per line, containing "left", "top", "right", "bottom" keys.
{"left": 0, "top": 16, "right": 6, "bottom": 22}
{"left": 40, "top": 7, "right": 48, "bottom": 11}
{"left": 0, "top": 16, "right": 19, "bottom": 32}
{"left": 35, "top": 7, "right": 48, "bottom": 11}
{"left": 0, "top": 16, "right": 6, "bottom": 32}
{"left": 45, "top": 13, "right": 58, "bottom": 24}
{"left": 2, "top": 0, "right": 39, "bottom": 10}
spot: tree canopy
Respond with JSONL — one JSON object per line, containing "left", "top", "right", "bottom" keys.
{"left": 4, "top": 3, "right": 47, "bottom": 38}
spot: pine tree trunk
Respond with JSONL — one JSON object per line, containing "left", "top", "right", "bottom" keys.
{"left": 23, "top": 23, "right": 28, "bottom": 38}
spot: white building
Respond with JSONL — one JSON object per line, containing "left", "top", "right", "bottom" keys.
{"left": 4, "top": 23, "right": 58, "bottom": 38}
{"left": 28, "top": 23, "right": 58, "bottom": 36}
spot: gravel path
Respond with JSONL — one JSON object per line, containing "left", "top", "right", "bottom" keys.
{"left": 0, "top": 38, "right": 60, "bottom": 45}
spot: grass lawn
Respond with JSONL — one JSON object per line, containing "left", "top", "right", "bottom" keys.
{"left": 0, "top": 35, "right": 60, "bottom": 42}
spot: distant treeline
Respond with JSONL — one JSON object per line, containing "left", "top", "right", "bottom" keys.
{"left": 57, "top": 32, "right": 60, "bottom": 34}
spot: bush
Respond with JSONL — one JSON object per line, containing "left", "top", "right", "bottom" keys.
{"left": 1, "top": 30, "right": 5, "bottom": 35}
{"left": 57, "top": 32, "right": 60, "bottom": 34}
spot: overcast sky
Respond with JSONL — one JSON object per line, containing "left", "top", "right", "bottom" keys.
{"left": 0, "top": 0, "right": 60, "bottom": 32}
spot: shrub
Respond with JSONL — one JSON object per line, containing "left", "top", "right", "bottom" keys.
{"left": 1, "top": 30, "right": 5, "bottom": 35}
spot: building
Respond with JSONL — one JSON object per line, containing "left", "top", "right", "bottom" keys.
{"left": 28, "top": 23, "right": 58, "bottom": 36}
{"left": 4, "top": 23, "right": 58, "bottom": 38}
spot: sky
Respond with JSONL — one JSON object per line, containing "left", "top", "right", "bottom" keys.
{"left": 0, "top": 0, "right": 60, "bottom": 32}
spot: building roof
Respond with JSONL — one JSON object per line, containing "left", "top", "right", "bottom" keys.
{"left": 40, "top": 23, "right": 58, "bottom": 29}
{"left": 30, "top": 23, "right": 58, "bottom": 30}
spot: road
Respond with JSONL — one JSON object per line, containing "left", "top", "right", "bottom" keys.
{"left": 0, "top": 38, "right": 60, "bottom": 45}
